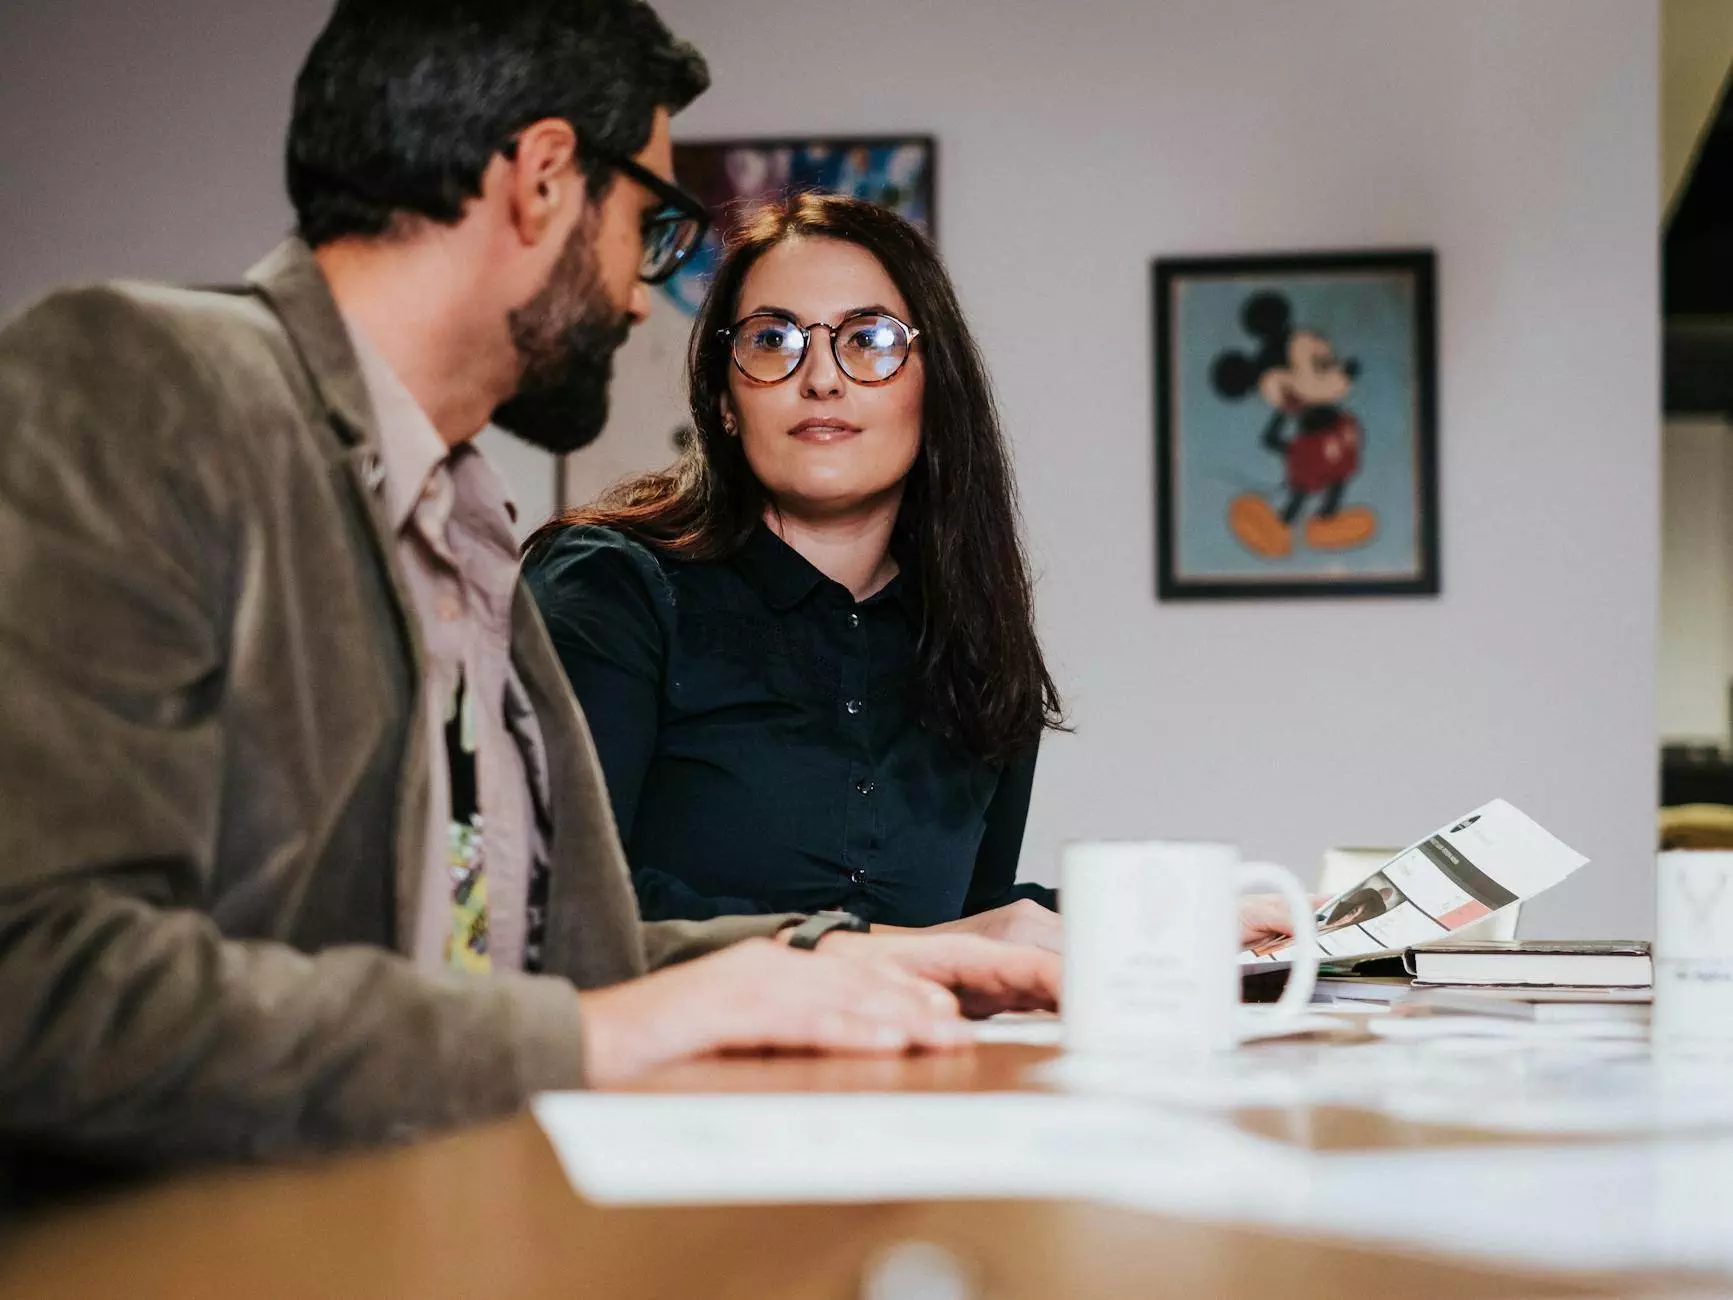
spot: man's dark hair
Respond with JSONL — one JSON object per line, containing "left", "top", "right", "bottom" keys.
{"left": 287, "top": 0, "right": 708, "bottom": 246}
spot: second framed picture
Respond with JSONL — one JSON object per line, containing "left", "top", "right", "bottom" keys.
{"left": 661, "top": 135, "right": 937, "bottom": 316}
{"left": 1153, "top": 249, "right": 1439, "bottom": 600}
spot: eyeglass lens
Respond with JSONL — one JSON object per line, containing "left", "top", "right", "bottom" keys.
{"left": 641, "top": 212, "right": 704, "bottom": 283}
{"left": 731, "top": 313, "right": 914, "bottom": 384}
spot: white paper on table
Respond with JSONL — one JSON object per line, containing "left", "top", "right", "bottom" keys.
{"left": 531, "top": 1091, "right": 1295, "bottom": 1207}
{"left": 971, "top": 1013, "right": 1064, "bottom": 1045}
{"left": 974, "top": 1009, "right": 1347, "bottom": 1049}
{"left": 1237, "top": 1008, "right": 1353, "bottom": 1041}
{"left": 1214, "top": 1137, "right": 1733, "bottom": 1277}
{"left": 1365, "top": 1015, "right": 1648, "bottom": 1043}
{"left": 531, "top": 1076, "right": 1733, "bottom": 1276}
{"left": 1043, "top": 1034, "right": 1733, "bottom": 1139}
{"left": 1035, "top": 1049, "right": 1733, "bottom": 1274}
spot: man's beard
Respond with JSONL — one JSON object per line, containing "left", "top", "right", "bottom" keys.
{"left": 491, "top": 216, "right": 632, "bottom": 455}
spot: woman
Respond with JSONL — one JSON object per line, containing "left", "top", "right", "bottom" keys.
{"left": 524, "top": 195, "right": 1063, "bottom": 947}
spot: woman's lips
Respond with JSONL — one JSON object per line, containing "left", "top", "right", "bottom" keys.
{"left": 788, "top": 419, "right": 863, "bottom": 443}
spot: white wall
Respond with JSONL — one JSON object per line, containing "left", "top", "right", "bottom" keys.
{"left": 1660, "top": 418, "right": 1733, "bottom": 746}
{"left": 622, "top": 0, "right": 1661, "bottom": 937}
{"left": 0, "top": 0, "right": 557, "bottom": 530}
{"left": 0, "top": 0, "right": 1660, "bottom": 937}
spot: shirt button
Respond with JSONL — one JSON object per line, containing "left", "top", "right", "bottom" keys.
{"left": 846, "top": 612, "right": 861, "bottom": 629}
{"left": 844, "top": 699, "right": 863, "bottom": 715}
{"left": 849, "top": 868, "right": 867, "bottom": 885}
{"left": 855, "top": 778, "right": 875, "bottom": 796}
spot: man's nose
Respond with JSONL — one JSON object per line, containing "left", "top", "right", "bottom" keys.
{"left": 626, "top": 281, "right": 652, "bottom": 327}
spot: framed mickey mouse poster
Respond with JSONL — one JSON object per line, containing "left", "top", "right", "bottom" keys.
{"left": 1153, "top": 249, "right": 1438, "bottom": 600}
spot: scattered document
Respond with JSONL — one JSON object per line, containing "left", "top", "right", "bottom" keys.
{"left": 530, "top": 1092, "right": 1287, "bottom": 1207}
{"left": 970, "top": 1013, "right": 1064, "bottom": 1046}
{"left": 1042, "top": 1034, "right": 1733, "bottom": 1139}
{"left": 1365, "top": 1014, "right": 1648, "bottom": 1043}
{"left": 1404, "top": 986, "right": 1651, "bottom": 1023}
{"left": 530, "top": 1082, "right": 1733, "bottom": 1277}
{"left": 973, "top": 1009, "right": 1345, "bottom": 1048}
{"left": 1245, "top": 798, "right": 1587, "bottom": 966}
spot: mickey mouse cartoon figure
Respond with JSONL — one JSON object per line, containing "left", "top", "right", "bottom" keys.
{"left": 1210, "top": 292, "right": 1378, "bottom": 558}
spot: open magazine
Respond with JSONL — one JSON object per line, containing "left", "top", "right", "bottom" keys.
{"left": 1242, "top": 798, "right": 1588, "bottom": 967}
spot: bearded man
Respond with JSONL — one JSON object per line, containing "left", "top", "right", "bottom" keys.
{"left": 0, "top": 0, "right": 1056, "bottom": 1180}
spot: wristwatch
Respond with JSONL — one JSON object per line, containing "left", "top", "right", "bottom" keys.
{"left": 785, "top": 910, "right": 870, "bottom": 951}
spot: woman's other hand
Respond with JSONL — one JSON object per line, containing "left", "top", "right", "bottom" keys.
{"left": 877, "top": 898, "right": 1063, "bottom": 953}
{"left": 881, "top": 889, "right": 1330, "bottom": 957}
{"left": 1239, "top": 892, "right": 1330, "bottom": 949}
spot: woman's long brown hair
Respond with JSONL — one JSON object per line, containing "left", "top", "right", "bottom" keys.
{"left": 525, "top": 193, "right": 1063, "bottom": 765}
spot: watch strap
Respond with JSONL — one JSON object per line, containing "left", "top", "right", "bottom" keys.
{"left": 785, "top": 910, "right": 870, "bottom": 951}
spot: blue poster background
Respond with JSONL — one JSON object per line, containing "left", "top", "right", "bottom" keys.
{"left": 663, "top": 140, "right": 933, "bottom": 317}
{"left": 1169, "top": 270, "right": 1422, "bottom": 582}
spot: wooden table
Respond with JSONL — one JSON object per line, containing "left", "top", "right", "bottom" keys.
{"left": 0, "top": 1045, "right": 1723, "bottom": 1300}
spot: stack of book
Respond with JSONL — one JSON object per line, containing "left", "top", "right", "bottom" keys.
{"left": 1402, "top": 939, "right": 1652, "bottom": 1025}
{"left": 1312, "top": 940, "right": 1653, "bottom": 1027}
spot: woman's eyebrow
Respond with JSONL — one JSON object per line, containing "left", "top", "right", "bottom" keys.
{"left": 737, "top": 304, "right": 900, "bottom": 323}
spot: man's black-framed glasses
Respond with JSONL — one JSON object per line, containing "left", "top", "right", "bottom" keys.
{"left": 501, "top": 136, "right": 710, "bottom": 285}
{"left": 722, "top": 311, "right": 922, "bottom": 386}
{"left": 606, "top": 153, "right": 711, "bottom": 285}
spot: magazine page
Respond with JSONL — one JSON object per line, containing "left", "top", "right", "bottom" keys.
{"left": 1243, "top": 798, "right": 1588, "bottom": 965}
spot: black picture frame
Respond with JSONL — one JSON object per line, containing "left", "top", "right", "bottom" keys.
{"left": 658, "top": 133, "right": 937, "bottom": 317}
{"left": 1153, "top": 249, "right": 1439, "bottom": 601}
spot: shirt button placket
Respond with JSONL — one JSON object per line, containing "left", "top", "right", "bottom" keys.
{"left": 840, "top": 601, "right": 874, "bottom": 907}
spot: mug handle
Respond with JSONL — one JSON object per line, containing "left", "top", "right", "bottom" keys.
{"left": 1234, "top": 862, "right": 1319, "bottom": 1017}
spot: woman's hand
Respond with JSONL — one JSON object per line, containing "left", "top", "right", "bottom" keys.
{"left": 876, "top": 890, "right": 1326, "bottom": 957}
{"left": 818, "top": 930, "right": 1061, "bottom": 1019}
{"left": 877, "top": 898, "right": 1063, "bottom": 954}
{"left": 1239, "top": 892, "right": 1329, "bottom": 949}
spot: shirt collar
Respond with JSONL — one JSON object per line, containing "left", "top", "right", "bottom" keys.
{"left": 244, "top": 239, "right": 375, "bottom": 449}
{"left": 735, "top": 522, "right": 921, "bottom": 622}
{"left": 341, "top": 318, "right": 518, "bottom": 534}
{"left": 735, "top": 523, "right": 826, "bottom": 611}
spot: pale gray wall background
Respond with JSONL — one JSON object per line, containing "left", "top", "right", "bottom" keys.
{"left": 0, "top": 0, "right": 1660, "bottom": 937}
{"left": 0, "top": 0, "right": 557, "bottom": 521}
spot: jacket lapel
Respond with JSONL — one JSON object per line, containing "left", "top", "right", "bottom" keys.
{"left": 244, "top": 239, "right": 431, "bottom": 956}
{"left": 510, "top": 586, "right": 647, "bottom": 986}
{"left": 240, "top": 238, "right": 648, "bottom": 986}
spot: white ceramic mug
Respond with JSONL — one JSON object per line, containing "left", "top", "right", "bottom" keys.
{"left": 1061, "top": 840, "right": 1319, "bottom": 1054}
{"left": 1655, "top": 850, "right": 1733, "bottom": 1058}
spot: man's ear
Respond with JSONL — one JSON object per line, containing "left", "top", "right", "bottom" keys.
{"left": 505, "top": 117, "right": 584, "bottom": 246}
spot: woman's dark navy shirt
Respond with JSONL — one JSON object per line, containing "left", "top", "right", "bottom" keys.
{"left": 524, "top": 523, "right": 1053, "bottom": 926}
